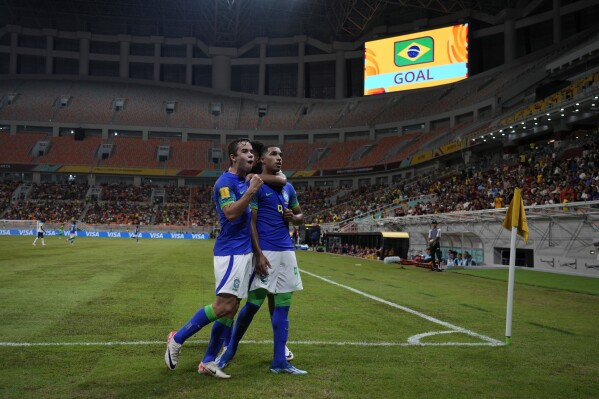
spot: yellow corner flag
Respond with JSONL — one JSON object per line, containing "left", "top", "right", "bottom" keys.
{"left": 502, "top": 187, "right": 529, "bottom": 244}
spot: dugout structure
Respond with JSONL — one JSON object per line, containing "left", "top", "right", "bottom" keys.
{"left": 324, "top": 231, "right": 409, "bottom": 259}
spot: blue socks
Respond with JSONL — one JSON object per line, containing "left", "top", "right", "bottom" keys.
{"left": 271, "top": 306, "right": 290, "bottom": 367}
{"left": 202, "top": 318, "right": 232, "bottom": 363}
{"left": 225, "top": 302, "right": 261, "bottom": 353}
{"left": 173, "top": 305, "right": 216, "bottom": 344}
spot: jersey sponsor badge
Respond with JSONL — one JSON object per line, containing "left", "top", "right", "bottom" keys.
{"left": 219, "top": 187, "right": 230, "bottom": 199}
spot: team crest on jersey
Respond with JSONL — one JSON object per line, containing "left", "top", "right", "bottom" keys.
{"left": 283, "top": 191, "right": 289, "bottom": 202}
{"left": 219, "top": 187, "right": 230, "bottom": 199}
{"left": 260, "top": 274, "right": 269, "bottom": 284}
{"left": 232, "top": 277, "right": 240, "bottom": 291}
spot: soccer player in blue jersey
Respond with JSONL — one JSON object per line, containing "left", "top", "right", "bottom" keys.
{"left": 165, "top": 138, "right": 264, "bottom": 379}
{"left": 131, "top": 223, "right": 140, "bottom": 243}
{"left": 217, "top": 144, "right": 307, "bottom": 375}
{"left": 67, "top": 220, "right": 77, "bottom": 245}
{"left": 219, "top": 141, "right": 294, "bottom": 362}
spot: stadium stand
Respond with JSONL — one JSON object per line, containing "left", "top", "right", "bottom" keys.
{"left": 102, "top": 137, "right": 161, "bottom": 168}
{"left": 311, "top": 139, "right": 370, "bottom": 170}
{"left": 39, "top": 135, "right": 102, "bottom": 166}
{"left": 54, "top": 81, "right": 118, "bottom": 125}
{"left": 0, "top": 131, "right": 48, "bottom": 163}
{"left": 0, "top": 180, "right": 20, "bottom": 216}
{"left": 165, "top": 89, "right": 212, "bottom": 129}
{"left": 112, "top": 85, "right": 167, "bottom": 127}
{"left": 346, "top": 134, "right": 417, "bottom": 167}
{"left": 0, "top": 80, "right": 68, "bottom": 122}
{"left": 302, "top": 133, "right": 599, "bottom": 224}
{"left": 28, "top": 182, "right": 89, "bottom": 200}
{"left": 335, "top": 99, "right": 386, "bottom": 128}
{"left": 294, "top": 101, "right": 345, "bottom": 130}
{"left": 164, "top": 139, "right": 215, "bottom": 169}
{"left": 279, "top": 142, "right": 320, "bottom": 171}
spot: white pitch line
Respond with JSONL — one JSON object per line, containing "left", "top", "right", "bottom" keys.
{"left": 0, "top": 270, "right": 504, "bottom": 349}
{"left": 300, "top": 269, "right": 504, "bottom": 346}
{"left": 0, "top": 339, "right": 499, "bottom": 348}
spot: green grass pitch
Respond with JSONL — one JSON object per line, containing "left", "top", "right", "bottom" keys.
{"left": 0, "top": 236, "right": 598, "bottom": 398}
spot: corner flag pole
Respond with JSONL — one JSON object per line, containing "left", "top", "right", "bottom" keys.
{"left": 505, "top": 226, "right": 518, "bottom": 346}
{"left": 502, "top": 187, "right": 529, "bottom": 346}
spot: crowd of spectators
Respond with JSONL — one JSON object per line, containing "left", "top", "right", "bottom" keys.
{"left": 154, "top": 185, "right": 216, "bottom": 226}
{"left": 0, "top": 180, "right": 20, "bottom": 215}
{"left": 84, "top": 201, "right": 153, "bottom": 225}
{"left": 28, "top": 182, "right": 89, "bottom": 200}
{"left": 0, "top": 132, "right": 597, "bottom": 229}
{"left": 3, "top": 200, "right": 85, "bottom": 222}
{"left": 100, "top": 183, "right": 153, "bottom": 202}
{"left": 303, "top": 134, "right": 599, "bottom": 224}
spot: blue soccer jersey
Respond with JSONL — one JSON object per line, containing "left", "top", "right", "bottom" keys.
{"left": 213, "top": 171, "right": 253, "bottom": 256}
{"left": 251, "top": 182, "right": 299, "bottom": 251}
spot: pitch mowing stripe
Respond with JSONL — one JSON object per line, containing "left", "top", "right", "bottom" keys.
{"left": 300, "top": 269, "right": 505, "bottom": 346}
{"left": 0, "top": 340, "right": 499, "bottom": 347}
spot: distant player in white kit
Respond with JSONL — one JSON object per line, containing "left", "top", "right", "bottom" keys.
{"left": 32, "top": 219, "right": 46, "bottom": 246}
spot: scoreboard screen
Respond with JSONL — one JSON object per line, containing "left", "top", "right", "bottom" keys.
{"left": 364, "top": 23, "right": 468, "bottom": 95}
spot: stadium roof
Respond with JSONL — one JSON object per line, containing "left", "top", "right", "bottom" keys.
{"left": 0, "top": 0, "right": 517, "bottom": 46}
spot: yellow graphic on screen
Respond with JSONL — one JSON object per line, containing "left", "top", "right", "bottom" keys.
{"left": 364, "top": 47, "right": 386, "bottom": 95}
{"left": 364, "top": 23, "right": 468, "bottom": 94}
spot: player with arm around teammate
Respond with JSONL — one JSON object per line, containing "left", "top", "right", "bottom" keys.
{"left": 216, "top": 144, "right": 307, "bottom": 374}
{"left": 220, "top": 141, "right": 295, "bottom": 362}
{"left": 164, "top": 138, "right": 264, "bottom": 379}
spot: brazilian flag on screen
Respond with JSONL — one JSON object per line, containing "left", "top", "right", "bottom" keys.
{"left": 394, "top": 37, "right": 434, "bottom": 67}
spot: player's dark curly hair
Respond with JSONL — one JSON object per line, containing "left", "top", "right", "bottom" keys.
{"left": 250, "top": 141, "right": 264, "bottom": 174}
